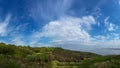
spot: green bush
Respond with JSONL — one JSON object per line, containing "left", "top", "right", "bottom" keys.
{"left": 0, "top": 44, "right": 15, "bottom": 55}
{"left": 26, "top": 53, "right": 47, "bottom": 62}
{"left": 26, "top": 54, "right": 35, "bottom": 61}
{"left": 0, "top": 54, "right": 21, "bottom": 68}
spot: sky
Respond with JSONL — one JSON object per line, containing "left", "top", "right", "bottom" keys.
{"left": 0, "top": 0, "right": 120, "bottom": 54}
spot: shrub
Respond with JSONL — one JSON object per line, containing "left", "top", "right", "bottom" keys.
{"left": 26, "top": 53, "right": 48, "bottom": 62}
{"left": 0, "top": 54, "right": 21, "bottom": 68}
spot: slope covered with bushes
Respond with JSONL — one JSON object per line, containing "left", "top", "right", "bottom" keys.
{"left": 0, "top": 42, "right": 120, "bottom": 68}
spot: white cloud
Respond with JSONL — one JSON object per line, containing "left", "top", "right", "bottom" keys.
{"left": 31, "top": 15, "right": 96, "bottom": 45}
{"left": 108, "top": 23, "right": 117, "bottom": 31}
{"left": 0, "top": 14, "right": 11, "bottom": 36}
{"left": 11, "top": 37, "right": 24, "bottom": 45}
{"left": 104, "top": 17, "right": 118, "bottom": 31}
{"left": 30, "top": 15, "right": 120, "bottom": 50}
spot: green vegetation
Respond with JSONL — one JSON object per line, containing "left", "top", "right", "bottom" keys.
{"left": 78, "top": 55, "right": 120, "bottom": 68}
{"left": 0, "top": 42, "right": 120, "bottom": 68}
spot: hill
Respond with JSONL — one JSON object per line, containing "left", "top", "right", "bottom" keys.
{"left": 0, "top": 42, "right": 120, "bottom": 68}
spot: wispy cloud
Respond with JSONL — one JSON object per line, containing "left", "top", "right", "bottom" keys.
{"left": 11, "top": 36, "right": 24, "bottom": 45}
{"left": 104, "top": 17, "right": 118, "bottom": 31}
{"left": 0, "top": 14, "right": 11, "bottom": 36}
{"left": 29, "top": 0, "right": 73, "bottom": 21}
{"left": 118, "top": 0, "right": 120, "bottom": 5}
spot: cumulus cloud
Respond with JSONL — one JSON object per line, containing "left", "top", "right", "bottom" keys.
{"left": 30, "top": 15, "right": 96, "bottom": 45}
{"left": 0, "top": 14, "right": 11, "bottom": 36}
{"left": 29, "top": 15, "right": 120, "bottom": 51}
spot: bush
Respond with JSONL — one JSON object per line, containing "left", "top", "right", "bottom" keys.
{"left": 26, "top": 55, "right": 35, "bottom": 62}
{"left": 0, "top": 44, "right": 15, "bottom": 55}
{"left": 0, "top": 54, "right": 21, "bottom": 68}
{"left": 26, "top": 53, "right": 48, "bottom": 62}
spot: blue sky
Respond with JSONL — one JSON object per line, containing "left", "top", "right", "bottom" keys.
{"left": 0, "top": 0, "right": 120, "bottom": 53}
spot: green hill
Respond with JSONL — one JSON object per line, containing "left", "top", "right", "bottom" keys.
{"left": 0, "top": 42, "right": 120, "bottom": 68}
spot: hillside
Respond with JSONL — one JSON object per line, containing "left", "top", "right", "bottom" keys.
{"left": 0, "top": 42, "right": 120, "bottom": 68}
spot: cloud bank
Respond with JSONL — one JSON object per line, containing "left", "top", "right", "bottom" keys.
{"left": 30, "top": 15, "right": 120, "bottom": 51}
